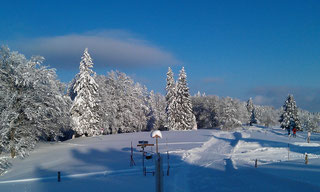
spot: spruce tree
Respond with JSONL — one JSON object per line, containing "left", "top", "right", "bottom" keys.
{"left": 246, "top": 98, "right": 254, "bottom": 115}
{"left": 70, "top": 48, "right": 100, "bottom": 137}
{"left": 176, "top": 67, "right": 196, "bottom": 130}
{"left": 249, "top": 108, "right": 258, "bottom": 126}
{"left": 279, "top": 94, "right": 301, "bottom": 131}
{"left": 165, "top": 67, "right": 177, "bottom": 130}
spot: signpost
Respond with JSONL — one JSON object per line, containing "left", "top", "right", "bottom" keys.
{"left": 151, "top": 130, "right": 163, "bottom": 192}
{"left": 151, "top": 130, "right": 162, "bottom": 155}
{"left": 137, "top": 140, "right": 154, "bottom": 175}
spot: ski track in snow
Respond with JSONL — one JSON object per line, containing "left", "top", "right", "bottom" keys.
{"left": 167, "top": 131, "right": 241, "bottom": 192}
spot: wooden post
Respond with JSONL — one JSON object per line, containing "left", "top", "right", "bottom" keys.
{"left": 255, "top": 159, "right": 258, "bottom": 168}
{"left": 141, "top": 146, "right": 145, "bottom": 175}
{"left": 167, "top": 150, "right": 170, "bottom": 176}
{"left": 155, "top": 155, "right": 163, "bottom": 192}
{"left": 305, "top": 153, "right": 308, "bottom": 164}
{"left": 288, "top": 138, "right": 290, "bottom": 161}
{"left": 166, "top": 138, "right": 170, "bottom": 176}
{"left": 156, "top": 137, "right": 159, "bottom": 154}
{"left": 130, "top": 141, "right": 136, "bottom": 167}
{"left": 151, "top": 130, "right": 162, "bottom": 155}
{"left": 58, "top": 171, "right": 61, "bottom": 182}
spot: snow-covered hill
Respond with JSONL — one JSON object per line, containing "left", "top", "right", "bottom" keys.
{"left": 1, "top": 127, "right": 320, "bottom": 192}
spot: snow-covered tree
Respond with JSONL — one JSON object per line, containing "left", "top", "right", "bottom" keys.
{"left": 0, "top": 46, "right": 71, "bottom": 160}
{"left": 246, "top": 98, "right": 254, "bottom": 124}
{"left": 246, "top": 98, "right": 254, "bottom": 114}
{"left": 279, "top": 94, "right": 301, "bottom": 131}
{"left": 97, "top": 71, "right": 149, "bottom": 134}
{"left": 67, "top": 73, "right": 79, "bottom": 101}
{"left": 0, "top": 158, "right": 10, "bottom": 175}
{"left": 92, "top": 75, "right": 110, "bottom": 134}
{"left": 249, "top": 108, "right": 258, "bottom": 126}
{"left": 165, "top": 67, "right": 178, "bottom": 130}
{"left": 176, "top": 67, "right": 197, "bottom": 130}
{"left": 195, "top": 91, "right": 201, "bottom": 97}
{"left": 192, "top": 95, "right": 220, "bottom": 128}
{"left": 217, "top": 97, "right": 242, "bottom": 130}
{"left": 147, "top": 90, "right": 167, "bottom": 130}
{"left": 70, "top": 48, "right": 100, "bottom": 137}
{"left": 255, "top": 106, "right": 279, "bottom": 127}
{"left": 299, "top": 110, "right": 319, "bottom": 132}
{"left": 304, "top": 115, "right": 318, "bottom": 132}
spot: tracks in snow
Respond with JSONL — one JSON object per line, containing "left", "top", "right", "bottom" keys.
{"left": 182, "top": 131, "right": 243, "bottom": 169}
{"left": 167, "top": 131, "right": 244, "bottom": 192}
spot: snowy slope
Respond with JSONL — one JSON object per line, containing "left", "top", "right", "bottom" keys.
{"left": 1, "top": 127, "right": 320, "bottom": 192}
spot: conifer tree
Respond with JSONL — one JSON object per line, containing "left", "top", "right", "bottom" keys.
{"left": 165, "top": 67, "right": 177, "bottom": 130}
{"left": 70, "top": 48, "right": 100, "bottom": 137}
{"left": 246, "top": 98, "right": 254, "bottom": 115}
{"left": 249, "top": 108, "right": 258, "bottom": 126}
{"left": 176, "top": 67, "right": 196, "bottom": 130}
{"left": 279, "top": 94, "right": 301, "bottom": 131}
{"left": 246, "top": 98, "right": 254, "bottom": 124}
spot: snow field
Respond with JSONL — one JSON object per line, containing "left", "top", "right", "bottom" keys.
{"left": 1, "top": 127, "right": 320, "bottom": 192}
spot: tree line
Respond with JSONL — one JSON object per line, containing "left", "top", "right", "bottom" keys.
{"left": 0, "top": 46, "right": 319, "bottom": 174}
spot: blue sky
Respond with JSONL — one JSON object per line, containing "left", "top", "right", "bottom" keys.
{"left": 1, "top": 0, "right": 320, "bottom": 111}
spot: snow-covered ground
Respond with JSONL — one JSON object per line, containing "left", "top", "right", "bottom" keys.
{"left": 1, "top": 127, "right": 320, "bottom": 192}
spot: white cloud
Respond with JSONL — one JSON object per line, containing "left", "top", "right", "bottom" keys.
{"left": 10, "top": 30, "right": 181, "bottom": 69}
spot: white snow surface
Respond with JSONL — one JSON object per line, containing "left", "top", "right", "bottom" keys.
{"left": 1, "top": 127, "right": 320, "bottom": 192}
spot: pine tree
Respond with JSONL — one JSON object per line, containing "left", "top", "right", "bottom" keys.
{"left": 246, "top": 98, "right": 254, "bottom": 124}
{"left": 246, "top": 98, "right": 254, "bottom": 113}
{"left": 249, "top": 108, "right": 258, "bottom": 126}
{"left": 165, "top": 67, "right": 177, "bottom": 130}
{"left": 70, "top": 48, "right": 100, "bottom": 137}
{"left": 279, "top": 94, "right": 301, "bottom": 131}
{"left": 176, "top": 67, "right": 196, "bottom": 130}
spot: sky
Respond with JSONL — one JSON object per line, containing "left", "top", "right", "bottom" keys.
{"left": 0, "top": 0, "right": 320, "bottom": 111}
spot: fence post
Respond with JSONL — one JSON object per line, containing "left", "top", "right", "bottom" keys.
{"left": 305, "top": 153, "right": 308, "bottom": 164}
{"left": 288, "top": 143, "right": 290, "bottom": 160}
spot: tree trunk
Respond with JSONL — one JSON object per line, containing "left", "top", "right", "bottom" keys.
{"left": 10, "top": 128, "right": 16, "bottom": 158}
{"left": 10, "top": 148, "right": 15, "bottom": 158}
